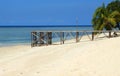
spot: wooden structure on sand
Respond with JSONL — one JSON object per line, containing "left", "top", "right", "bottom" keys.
{"left": 31, "top": 30, "right": 120, "bottom": 47}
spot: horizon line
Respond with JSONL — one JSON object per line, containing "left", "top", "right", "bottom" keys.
{"left": 0, "top": 25, "right": 92, "bottom": 27}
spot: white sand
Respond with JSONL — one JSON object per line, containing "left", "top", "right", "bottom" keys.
{"left": 0, "top": 36, "right": 120, "bottom": 76}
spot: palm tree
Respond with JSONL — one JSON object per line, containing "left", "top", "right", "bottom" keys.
{"left": 92, "top": 3, "right": 120, "bottom": 37}
{"left": 107, "top": 0, "right": 120, "bottom": 13}
{"left": 107, "top": 0, "right": 120, "bottom": 29}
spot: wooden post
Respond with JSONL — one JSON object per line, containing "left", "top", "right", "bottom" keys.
{"left": 60, "top": 32, "right": 62, "bottom": 44}
{"left": 109, "top": 31, "right": 112, "bottom": 38}
{"left": 63, "top": 32, "right": 64, "bottom": 44}
{"left": 92, "top": 32, "right": 94, "bottom": 40}
{"left": 40, "top": 32, "right": 44, "bottom": 46}
{"left": 31, "top": 32, "right": 33, "bottom": 47}
{"left": 60, "top": 32, "right": 64, "bottom": 44}
{"left": 48, "top": 32, "right": 52, "bottom": 45}
{"left": 32, "top": 32, "right": 37, "bottom": 47}
{"left": 76, "top": 32, "right": 79, "bottom": 42}
{"left": 46, "top": 32, "right": 48, "bottom": 46}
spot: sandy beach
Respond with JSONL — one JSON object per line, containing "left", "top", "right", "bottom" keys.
{"left": 0, "top": 35, "right": 120, "bottom": 76}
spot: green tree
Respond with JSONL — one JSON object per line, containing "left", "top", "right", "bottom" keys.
{"left": 107, "top": 0, "right": 120, "bottom": 13}
{"left": 92, "top": 3, "right": 120, "bottom": 37}
{"left": 107, "top": 0, "right": 120, "bottom": 29}
{"left": 92, "top": 4, "right": 117, "bottom": 31}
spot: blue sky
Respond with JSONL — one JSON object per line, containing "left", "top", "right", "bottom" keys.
{"left": 0, "top": 0, "right": 112, "bottom": 26}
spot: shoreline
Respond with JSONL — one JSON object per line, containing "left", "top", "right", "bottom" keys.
{"left": 0, "top": 32, "right": 92, "bottom": 47}
{"left": 0, "top": 32, "right": 113, "bottom": 48}
{"left": 0, "top": 31, "right": 118, "bottom": 48}
{"left": 0, "top": 43, "right": 30, "bottom": 47}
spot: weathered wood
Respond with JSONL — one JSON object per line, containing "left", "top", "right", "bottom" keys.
{"left": 31, "top": 32, "right": 33, "bottom": 47}
{"left": 60, "top": 32, "right": 63, "bottom": 44}
{"left": 60, "top": 32, "right": 64, "bottom": 44}
{"left": 109, "top": 31, "right": 112, "bottom": 38}
{"left": 79, "top": 32, "right": 84, "bottom": 41}
{"left": 48, "top": 32, "right": 52, "bottom": 45}
{"left": 85, "top": 32, "right": 92, "bottom": 40}
{"left": 46, "top": 32, "right": 48, "bottom": 46}
{"left": 92, "top": 32, "right": 94, "bottom": 40}
{"left": 63, "top": 32, "right": 64, "bottom": 44}
{"left": 76, "top": 32, "right": 79, "bottom": 42}
{"left": 40, "top": 32, "right": 44, "bottom": 45}
{"left": 31, "top": 30, "right": 120, "bottom": 47}
{"left": 32, "top": 32, "right": 37, "bottom": 47}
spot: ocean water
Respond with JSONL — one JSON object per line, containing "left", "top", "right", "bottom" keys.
{"left": 0, "top": 26, "right": 93, "bottom": 46}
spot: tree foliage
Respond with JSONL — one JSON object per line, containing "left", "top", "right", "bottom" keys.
{"left": 92, "top": 0, "right": 120, "bottom": 31}
{"left": 107, "top": 0, "right": 120, "bottom": 13}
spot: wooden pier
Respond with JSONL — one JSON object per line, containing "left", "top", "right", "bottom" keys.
{"left": 31, "top": 30, "right": 120, "bottom": 47}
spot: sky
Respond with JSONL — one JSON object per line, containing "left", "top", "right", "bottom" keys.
{"left": 0, "top": 0, "right": 113, "bottom": 26}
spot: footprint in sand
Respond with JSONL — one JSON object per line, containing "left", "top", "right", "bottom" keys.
{"left": 36, "top": 71, "right": 40, "bottom": 74}
{"left": 2, "top": 69, "right": 6, "bottom": 72}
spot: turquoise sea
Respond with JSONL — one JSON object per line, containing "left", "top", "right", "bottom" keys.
{"left": 0, "top": 26, "right": 93, "bottom": 46}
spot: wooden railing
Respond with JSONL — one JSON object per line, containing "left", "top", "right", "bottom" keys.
{"left": 31, "top": 30, "right": 120, "bottom": 47}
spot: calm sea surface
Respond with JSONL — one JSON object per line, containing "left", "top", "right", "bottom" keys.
{"left": 0, "top": 26, "right": 93, "bottom": 46}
